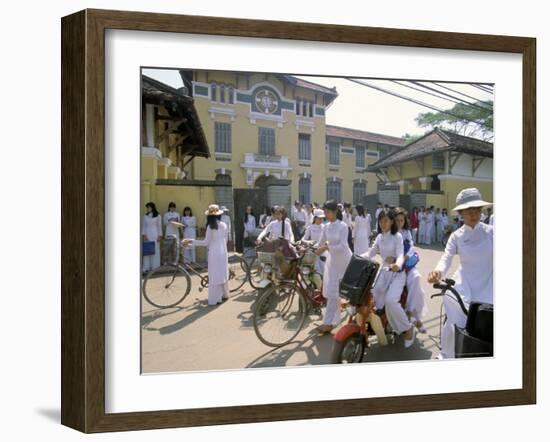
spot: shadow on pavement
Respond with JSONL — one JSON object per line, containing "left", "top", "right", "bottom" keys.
{"left": 144, "top": 299, "right": 220, "bottom": 335}
{"left": 246, "top": 331, "right": 335, "bottom": 368}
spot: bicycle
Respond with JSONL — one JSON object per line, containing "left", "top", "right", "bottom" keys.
{"left": 142, "top": 238, "right": 249, "bottom": 309}
{"left": 252, "top": 242, "right": 324, "bottom": 347}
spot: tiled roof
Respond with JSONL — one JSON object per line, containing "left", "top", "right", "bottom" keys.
{"left": 142, "top": 75, "right": 210, "bottom": 158}
{"left": 325, "top": 125, "right": 407, "bottom": 147}
{"left": 282, "top": 75, "right": 338, "bottom": 96}
{"left": 368, "top": 128, "right": 493, "bottom": 170}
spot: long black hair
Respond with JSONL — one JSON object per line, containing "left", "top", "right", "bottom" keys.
{"left": 206, "top": 214, "right": 221, "bottom": 230}
{"left": 243, "top": 206, "right": 255, "bottom": 224}
{"left": 183, "top": 206, "right": 193, "bottom": 217}
{"left": 145, "top": 202, "right": 159, "bottom": 218}
{"left": 356, "top": 204, "right": 366, "bottom": 218}
{"left": 323, "top": 200, "right": 343, "bottom": 221}
{"left": 378, "top": 208, "right": 398, "bottom": 235}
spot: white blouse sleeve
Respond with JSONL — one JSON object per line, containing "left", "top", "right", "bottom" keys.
{"left": 394, "top": 232, "right": 405, "bottom": 269}
{"left": 303, "top": 226, "right": 312, "bottom": 241}
{"left": 257, "top": 221, "right": 273, "bottom": 241}
{"left": 156, "top": 215, "right": 162, "bottom": 238}
{"left": 193, "top": 225, "right": 212, "bottom": 247}
{"left": 142, "top": 216, "right": 146, "bottom": 236}
{"left": 434, "top": 231, "right": 458, "bottom": 277}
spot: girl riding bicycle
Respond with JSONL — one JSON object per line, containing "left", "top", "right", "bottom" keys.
{"left": 427, "top": 188, "right": 493, "bottom": 359}
{"left": 361, "top": 209, "right": 416, "bottom": 348}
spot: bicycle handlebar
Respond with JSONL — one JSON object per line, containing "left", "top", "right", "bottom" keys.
{"left": 430, "top": 278, "right": 468, "bottom": 315}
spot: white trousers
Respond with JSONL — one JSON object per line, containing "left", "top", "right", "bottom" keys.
{"left": 441, "top": 293, "right": 469, "bottom": 358}
{"left": 323, "top": 296, "right": 341, "bottom": 326}
{"left": 405, "top": 268, "right": 427, "bottom": 321}
{"left": 373, "top": 271, "right": 410, "bottom": 334}
{"left": 208, "top": 281, "right": 229, "bottom": 305}
{"left": 142, "top": 241, "right": 160, "bottom": 272}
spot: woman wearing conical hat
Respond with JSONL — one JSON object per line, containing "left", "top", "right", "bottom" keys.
{"left": 182, "top": 204, "right": 229, "bottom": 306}
{"left": 427, "top": 188, "right": 493, "bottom": 359}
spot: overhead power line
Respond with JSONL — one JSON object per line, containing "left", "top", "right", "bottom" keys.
{"left": 432, "top": 82, "right": 493, "bottom": 109}
{"left": 471, "top": 84, "right": 493, "bottom": 93}
{"left": 391, "top": 80, "right": 492, "bottom": 113}
{"left": 346, "top": 78, "right": 489, "bottom": 126}
{"left": 409, "top": 81, "right": 492, "bottom": 113}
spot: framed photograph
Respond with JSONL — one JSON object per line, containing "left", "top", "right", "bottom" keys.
{"left": 61, "top": 9, "right": 536, "bottom": 433}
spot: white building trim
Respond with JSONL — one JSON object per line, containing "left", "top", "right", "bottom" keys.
{"left": 209, "top": 106, "right": 237, "bottom": 121}
{"left": 438, "top": 174, "right": 493, "bottom": 183}
{"left": 141, "top": 147, "right": 162, "bottom": 160}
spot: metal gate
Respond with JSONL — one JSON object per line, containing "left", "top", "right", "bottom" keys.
{"left": 233, "top": 188, "right": 268, "bottom": 253}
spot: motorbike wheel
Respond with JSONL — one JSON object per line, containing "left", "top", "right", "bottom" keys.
{"left": 331, "top": 332, "right": 366, "bottom": 364}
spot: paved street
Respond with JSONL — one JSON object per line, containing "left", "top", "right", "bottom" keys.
{"left": 141, "top": 243, "right": 459, "bottom": 373}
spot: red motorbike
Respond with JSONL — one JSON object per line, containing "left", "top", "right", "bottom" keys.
{"left": 331, "top": 258, "right": 408, "bottom": 364}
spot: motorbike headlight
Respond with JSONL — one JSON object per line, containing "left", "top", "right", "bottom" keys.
{"left": 263, "top": 264, "right": 272, "bottom": 273}
{"left": 346, "top": 305, "right": 357, "bottom": 316}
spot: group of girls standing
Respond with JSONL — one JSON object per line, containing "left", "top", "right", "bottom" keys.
{"left": 142, "top": 202, "right": 197, "bottom": 273}
{"left": 412, "top": 206, "right": 449, "bottom": 245}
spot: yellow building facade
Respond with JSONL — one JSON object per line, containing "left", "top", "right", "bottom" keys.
{"left": 369, "top": 128, "right": 493, "bottom": 212}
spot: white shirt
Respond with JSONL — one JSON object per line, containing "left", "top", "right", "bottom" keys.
{"left": 163, "top": 211, "right": 181, "bottom": 238}
{"left": 362, "top": 231, "right": 405, "bottom": 268}
{"left": 293, "top": 208, "right": 307, "bottom": 223}
{"left": 303, "top": 223, "right": 324, "bottom": 244}
{"left": 257, "top": 218, "right": 295, "bottom": 242}
{"left": 435, "top": 222, "right": 493, "bottom": 304}
{"left": 142, "top": 213, "right": 162, "bottom": 241}
{"left": 342, "top": 211, "right": 353, "bottom": 228}
{"left": 317, "top": 219, "right": 352, "bottom": 296}
{"left": 243, "top": 214, "right": 256, "bottom": 236}
{"left": 489, "top": 214, "right": 494, "bottom": 226}
{"left": 399, "top": 229, "right": 417, "bottom": 258}
{"left": 259, "top": 214, "right": 270, "bottom": 228}
{"left": 221, "top": 214, "right": 232, "bottom": 241}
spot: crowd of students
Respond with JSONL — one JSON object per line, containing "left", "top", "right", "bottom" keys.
{"left": 142, "top": 187, "right": 494, "bottom": 358}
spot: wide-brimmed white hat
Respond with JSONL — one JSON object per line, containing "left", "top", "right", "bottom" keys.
{"left": 220, "top": 206, "right": 229, "bottom": 212}
{"left": 204, "top": 204, "right": 224, "bottom": 216}
{"left": 452, "top": 188, "right": 493, "bottom": 212}
{"left": 313, "top": 208, "right": 325, "bottom": 218}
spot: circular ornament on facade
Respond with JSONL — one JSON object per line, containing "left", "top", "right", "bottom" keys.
{"left": 255, "top": 89, "right": 279, "bottom": 114}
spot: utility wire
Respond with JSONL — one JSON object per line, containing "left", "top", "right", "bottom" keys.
{"left": 346, "top": 78, "right": 488, "bottom": 126}
{"left": 432, "top": 82, "right": 493, "bottom": 109}
{"left": 391, "top": 80, "right": 465, "bottom": 106}
{"left": 410, "top": 81, "right": 492, "bottom": 113}
{"left": 472, "top": 84, "right": 493, "bottom": 93}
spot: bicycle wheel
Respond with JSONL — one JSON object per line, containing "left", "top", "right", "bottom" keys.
{"left": 253, "top": 283, "right": 307, "bottom": 347}
{"left": 247, "top": 256, "right": 264, "bottom": 289}
{"left": 228, "top": 255, "right": 248, "bottom": 292}
{"left": 142, "top": 265, "right": 191, "bottom": 308}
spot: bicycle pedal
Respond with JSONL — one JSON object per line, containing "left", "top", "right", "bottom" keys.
{"left": 198, "top": 287, "right": 203, "bottom": 293}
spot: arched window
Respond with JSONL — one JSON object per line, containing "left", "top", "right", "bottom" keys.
{"left": 353, "top": 182, "right": 367, "bottom": 205}
{"left": 220, "top": 84, "right": 226, "bottom": 103}
{"left": 228, "top": 86, "right": 234, "bottom": 104}
{"left": 210, "top": 83, "right": 217, "bottom": 102}
{"left": 326, "top": 180, "right": 341, "bottom": 202}
{"left": 215, "top": 173, "right": 232, "bottom": 185}
{"left": 299, "top": 177, "right": 311, "bottom": 204}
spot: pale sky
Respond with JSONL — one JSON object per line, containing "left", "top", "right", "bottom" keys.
{"left": 142, "top": 68, "right": 493, "bottom": 139}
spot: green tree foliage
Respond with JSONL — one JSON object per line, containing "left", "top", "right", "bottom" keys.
{"left": 415, "top": 100, "right": 493, "bottom": 141}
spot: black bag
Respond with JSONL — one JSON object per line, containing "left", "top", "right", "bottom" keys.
{"left": 339, "top": 255, "right": 379, "bottom": 305}
{"left": 455, "top": 303, "right": 493, "bottom": 358}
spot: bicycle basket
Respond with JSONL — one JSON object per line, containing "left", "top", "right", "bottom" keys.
{"left": 257, "top": 251, "right": 275, "bottom": 264}
{"left": 273, "top": 253, "right": 298, "bottom": 280}
{"left": 301, "top": 250, "right": 317, "bottom": 266}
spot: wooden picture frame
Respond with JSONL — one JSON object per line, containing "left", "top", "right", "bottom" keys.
{"left": 61, "top": 8, "right": 536, "bottom": 433}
